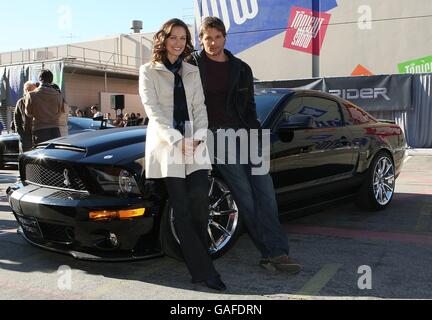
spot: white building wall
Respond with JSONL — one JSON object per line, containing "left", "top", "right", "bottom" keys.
{"left": 63, "top": 73, "right": 139, "bottom": 111}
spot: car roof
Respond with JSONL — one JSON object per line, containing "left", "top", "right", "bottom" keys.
{"left": 255, "top": 88, "right": 354, "bottom": 103}
{"left": 255, "top": 88, "right": 295, "bottom": 96}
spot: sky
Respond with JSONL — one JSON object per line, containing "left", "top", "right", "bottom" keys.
{"left": 0, "top": 0, "right": 194, "bottom": 52}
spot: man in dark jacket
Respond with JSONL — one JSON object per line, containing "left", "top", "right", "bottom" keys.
{"left": 189, "top": 16, "right": 301, "bottom": 274}
{"left": 14, "top": 81, "right": 38, "bottom": 152}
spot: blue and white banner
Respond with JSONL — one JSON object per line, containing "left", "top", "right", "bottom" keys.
{"left": 0, "top": 67, "right": 6, "bottom": 102}
{"left": 6, "top": 65, "right": 26, "bottom": 106}
{"left": 194, "top": 0, "right": 338, "bottom": 54}
{"left": 1, "top": 62, "right": 65, "bottom": 106}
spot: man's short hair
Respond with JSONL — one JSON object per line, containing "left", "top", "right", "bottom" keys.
{"left": 38, "top": 69, "right": 54, "bottom": 84}
{"left": 199, "top": 16, "right": 227, "bottom": 39}
{"left": 91, "top": 105, "right": 98, "bottom": 111}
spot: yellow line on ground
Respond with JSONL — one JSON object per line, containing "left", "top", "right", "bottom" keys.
{"left": 296, "top": 264, "right": 342, "bottom": 296}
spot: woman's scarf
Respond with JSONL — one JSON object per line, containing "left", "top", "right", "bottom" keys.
{"left": 163, "top": 57, "right": 190, "bottom": 135}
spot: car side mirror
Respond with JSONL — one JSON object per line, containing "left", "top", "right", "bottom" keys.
{"left": 277, "top": 115, "right": 314, "bottom": 133}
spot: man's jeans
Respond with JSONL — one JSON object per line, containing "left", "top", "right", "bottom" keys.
{"left": 214, "top": 134, "right": 290, "bottom": 259}
{"left": 33, "top": 127, "right": 61, "bottom": 145}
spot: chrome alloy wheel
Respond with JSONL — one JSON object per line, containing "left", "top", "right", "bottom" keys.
{"left": 373, "top": 156, "right": 395, "bottom": 206}
{"left": 170, "top": 177, "right": 239, "bottom": 255}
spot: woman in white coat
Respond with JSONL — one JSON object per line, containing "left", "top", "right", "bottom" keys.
{"left": 139, "top": 18, "right": 225, "bottom": 291}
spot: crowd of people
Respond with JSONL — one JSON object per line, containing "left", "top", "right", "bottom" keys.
{"left": 72, "top": 107, "right": 147, "bottom": 127}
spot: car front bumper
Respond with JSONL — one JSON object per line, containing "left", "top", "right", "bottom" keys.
{"left": 8, "top": 184, "right": 163, "bottom": 261}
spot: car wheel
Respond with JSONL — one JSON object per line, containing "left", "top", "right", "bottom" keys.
{"left": 160, "top": 176, "right": 242, "bottom": 261}
{"left": 356, "top": 151, "right": 396, "bottom": 211}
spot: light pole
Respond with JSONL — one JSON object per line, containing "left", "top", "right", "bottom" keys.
{"left": 312, "top": 0, "right": 320, "bottom": 78}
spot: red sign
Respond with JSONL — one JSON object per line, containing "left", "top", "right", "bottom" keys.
{"left": 284, "top": 6, "right": 331, "bottom": 56}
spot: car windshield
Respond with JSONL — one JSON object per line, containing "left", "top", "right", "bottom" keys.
{"left": 255, "top": 94, "right": 285, "bottom": 123}
{"left": 69, "top": 117, "right": 114, "bottom": 130}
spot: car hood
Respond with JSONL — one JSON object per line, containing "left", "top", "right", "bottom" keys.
{"left": 32, "top": 126, "right": 147, "bottom": 165}
{"left": 0, "top": 133, "right": 19, "bottom": 141}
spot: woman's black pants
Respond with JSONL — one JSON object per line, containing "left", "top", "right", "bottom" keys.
{"left": 164, "top": 170, "right": 219, "bottom": 283}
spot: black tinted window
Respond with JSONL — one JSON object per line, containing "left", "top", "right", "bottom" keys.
{"left": 343, "top": 102, "right": 377, "bottom": 125}
{"left": 255, "top": 95, "right": 284, "bottom": 123}
{"left": 284, "top": 96, "right": 343, "bottom": 128}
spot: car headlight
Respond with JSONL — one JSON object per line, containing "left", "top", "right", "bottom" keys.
{"left": 119, "top": 170, "right": 135, "bottom": 193}
{"left": 88, "top": 167, "right": 141, "bottom": 196}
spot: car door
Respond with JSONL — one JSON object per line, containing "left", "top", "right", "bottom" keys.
{"left": 270, "top": 94, "right": 356, "bottom": 201}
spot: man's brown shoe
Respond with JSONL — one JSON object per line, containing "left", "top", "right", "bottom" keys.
{"left": 260, "top": 255, "right": 302, "bottom": 274}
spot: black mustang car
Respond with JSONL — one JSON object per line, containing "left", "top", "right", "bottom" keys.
{"left": 0, "top": 117, "right": 112, "bottom": 168}
{"left": 7, "top": 89, "right": 407, "bottom": 261}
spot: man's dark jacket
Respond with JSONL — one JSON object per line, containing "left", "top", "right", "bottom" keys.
{"left": 189, "top": 49, "right": 261, "bottom": 130}
{"left": 14, "top": 97, "right": 33, "bottom": 152}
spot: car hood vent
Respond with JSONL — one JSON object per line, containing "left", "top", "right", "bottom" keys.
{"left": 36, "top": 143, "right": 87, "bottom": 153}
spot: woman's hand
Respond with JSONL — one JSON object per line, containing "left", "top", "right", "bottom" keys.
{"left": 179, "top": 139, "right": 202, "bottom": 156}
{"left": 193, "top": 140, "right": 202, "bottom": 152}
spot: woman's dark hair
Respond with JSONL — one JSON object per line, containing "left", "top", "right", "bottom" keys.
{"left": 152, "top": 18, "right": 193, "bottom": 63}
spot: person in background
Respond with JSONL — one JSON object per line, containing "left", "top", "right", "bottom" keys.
{"left": 139, "top": 18, "right": 225, "bottom": 291}
{"left": 122, "top": 113, "right": 130, "bottom": 127}
{"left": 126, "top": 113, "right": 138, "bottom": 126}
{"left": 90, "top": 105, "right": 103, "bottom": 118}
{"left": 25, "top": 69, "right": 65, "bottom": 144}
{"left": 75, "top": 109, "right": 84, "bottom": 117}
{"left": 14, "top": 81, "right": 38, "bottom": 152}
{"left": 104, "top": 112, "right": 113, "bottom": 124}
{"left": 113, "top": 114, "right": 125, "bottom": 127}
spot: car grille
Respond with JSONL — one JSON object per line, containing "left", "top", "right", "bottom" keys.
{"left": 38, "top": 222, "right": 75, "bottom": 244}
{"left": 23, "top": 159, "right": 87, "bottom": 192}
{"left": 47, "top": 191, "right": 90, "bottom": 200}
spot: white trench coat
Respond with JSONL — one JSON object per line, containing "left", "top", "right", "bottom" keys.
{"left": 139, "top": 61, "right": 212, "bottom": 179}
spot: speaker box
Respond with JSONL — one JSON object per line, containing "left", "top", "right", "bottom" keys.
{"left": 111, "top": 95, "right": 125, "bottom": 110}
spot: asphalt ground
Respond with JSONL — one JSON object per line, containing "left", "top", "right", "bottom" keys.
{"left": 0, "top": 150, "right": 431, "bottom": 301}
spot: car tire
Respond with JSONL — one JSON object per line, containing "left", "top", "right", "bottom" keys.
{"left": 356, "top": 150, "right": 396, "bottom": 211}
{"left": 160, "top": 176, "right": 243, "bottom": 261}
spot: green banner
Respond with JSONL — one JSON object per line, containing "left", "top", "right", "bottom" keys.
{"left": 398, "top": 56, "right": 432, "bottom": 74}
